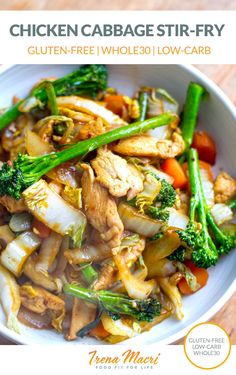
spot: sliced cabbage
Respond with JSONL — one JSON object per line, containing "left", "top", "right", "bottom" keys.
{"left": 23, "top": 179, "right": 87, "bottom": 246}
{"left": 118, "top": 202, "right": 163, "bottom": 237}
{"left": 114, "top": 252, "right": 156, "bottom": 300}
{"left": 167, "top": 208, "right": 189, "bottom": 230}
{"left": 101, "top": 313, "right": 140, "bottom": 338}
{"left": 157, "top": 277, "right": 184, "bottom": 320}
{"left": 25, "top": 130, "right": 53, "bottom": 156}
{"left": 146, "top": 87, "right": 178, "bottom": 139}
{"left": 0, "top": 264, "right": 21, "bottom": 333}
{"left": 146, "top": 258, "right": 176, "bottom": 278}
{"left": 56, "top": 96, "right": 126, "bottom": 127}
{"left": 143, "top": 230, "right": 181, "bottom": 268}
{"left": 200, "top": 168, "right": 214, "bottom": 208}
{"left": 24, "top": 255, "right": 62, "bottom": 292}
{"left": 0, "top": 231, "right": 41, "bottom": 277}
{"left": 211, "top": 203, "right": 233, "bottom": 226}
{"left": 0, "top": 225, "right": 15, "bottom": 244}
{"left": 135, "top": 173, "right": 161, "bottom": 213}
{"left": 35, "top": 232, "right": 63, "bottom": 275}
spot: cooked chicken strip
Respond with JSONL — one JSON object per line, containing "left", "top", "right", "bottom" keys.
{"left": 91, "top": 148, "right": 143, "bottom": 200}
{"left": 112, "top": 132, "right": 184, "bottom": 159}
{"left": 155, "top": 132, "right": 185, "bottom": 159}
{"left": 78, "top": 117, "right": 110, "bottom": 140}
{"left": 0, "top": 196, "right": 26, "bottom": 213}
{"left": 81, "top": 164, "right": 124, "bottom": 249}
{"left": 214, "top": 171, "right": 236, "bottom": 203}
{"left": 112, "top": 135, "right": 160, "bottom": 157}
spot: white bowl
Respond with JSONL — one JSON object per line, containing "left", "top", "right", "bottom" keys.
{"left": 0, "top": 64, "right": 235, "bottom": 345}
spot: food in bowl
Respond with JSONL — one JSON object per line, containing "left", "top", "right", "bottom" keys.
{"left": 0, "top": 64, "right": 235, "bottom": 343}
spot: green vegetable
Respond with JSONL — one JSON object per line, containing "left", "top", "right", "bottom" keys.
{"left": 137, "top": 92, "right": 148, "bottom": 121}
{"left": 44, "top": 82, "right": 59, "bottom": 115}
{"left": 147, "top": 206, "right": 170, "bottom": 222}
{"left": 0, "top": 113, "right": 175, "bottom": 200}
{"left": 228, "top": 198, "right": 236, "bottom": 210}
{"left": 63, "top": 283, "right": 161, "bottom": 322}
{"left": 53, "top": 123, "right": 67, "bottom": 136}
{"left": 180, "top": 82, "right": 205, "bottom": 152}
{"left": 155, "top": 178, "right": 176, "bottom": 209}
{"left": 0, "top": 64, "right": 107, "bottom": 130}
{"left": 80, "top": 263, "right": 98, "bottom": 285}
{"left": 168, "top": 246, "right": 186, "bottom": 262}
{"left": 177, "top": 148, "right": 235, "bottom": 268}
{"left": 148, "top": 232, "right": 164, "bottom": 242}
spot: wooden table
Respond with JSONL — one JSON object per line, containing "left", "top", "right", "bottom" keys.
{"left": 0, "top": 0, "right": 236, "bottom": 11}
{"left": 0, "top": 1, "right": 235, "bottom": 345}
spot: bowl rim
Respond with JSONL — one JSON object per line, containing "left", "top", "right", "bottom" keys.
{"left": 0, "top": 63, "right": 235, "bottom": 345}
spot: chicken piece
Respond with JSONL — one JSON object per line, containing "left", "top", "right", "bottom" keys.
{"left": 0, "top": 196, "right": 26, "bottom": 213}
{"left": 155, "top": 131, "right": 185, "bottom": 159}
{"left": 67, "top": 299, "right": 96, "bottom": 340}
{"left": 77, "top": 117, "right": 110, "bottom": 140}
{"left": 91, "top": 148, "right": 143, "bottom": 200}
{"left": 112, "top": 135, "right": 160, "bottom": 157}
{"left": 112, "top": 132, "right": 184, "bottom": 159}
{"left": 93, "top": 263, "right": 117, "bottom": 291}
{"left": 214, "top": 171, "right": 236, "bottom": 203}
{"left": 20, "top": 284, "right": 65, "bottom": 314}
{"left": 81, "top": 164, "right": 124, "bottom": 249}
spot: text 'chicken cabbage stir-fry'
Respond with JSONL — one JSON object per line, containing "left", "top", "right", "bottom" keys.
{"left": 0, "top": 65, "right": 235, "bottom": 343}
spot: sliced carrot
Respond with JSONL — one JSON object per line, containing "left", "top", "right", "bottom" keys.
{"left": 192, "top": 131, "right": 216, "bottom": 165}
{"left": 90, "top": 321, "right": 110, "bottom": 339}
{"left": 104, "top": 95, "right": 126, "bottom": 117}
{"left": 32, "top": 218, "right": 51, "bottom": 239}
{"left": 178, "top": 260, "right": 209, "bottom": 295}
{"left": 183, "top": 160, "right": 213, "bottom": 182}
{"left": 161, "top": 158, "right": 188, "bottom": 189}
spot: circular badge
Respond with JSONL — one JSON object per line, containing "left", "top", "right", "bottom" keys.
{"left": 184, "top": 322, "right": 231, "bottom": 370}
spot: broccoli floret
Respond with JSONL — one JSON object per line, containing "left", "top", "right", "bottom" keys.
{"left": 168, "top": 246, "right": 186, "bottom": 262}
{"left": 0, "top": 113, "right": 175, "bottom": 200}
{"left": 147, "top": 206, "right": 170, "bottom": 222}
{"left": 63, "top": 283, "right": 161, "bottom": 322}
{"left": 176, "top": 148, "right": 235, "bottom": 268}
{"left": 155, "top": 178, "right": 176, "bottom": 208}
{"left": 176, "top": 222, "right": 197, "bottom": 249}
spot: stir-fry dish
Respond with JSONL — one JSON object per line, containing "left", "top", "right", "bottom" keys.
{"left": 0, "top": 65, "right": 235, "bottom": 343}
